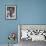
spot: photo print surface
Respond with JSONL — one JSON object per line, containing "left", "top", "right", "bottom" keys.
{"left": 6, "top": 5, "right": 16, "bottom": 20}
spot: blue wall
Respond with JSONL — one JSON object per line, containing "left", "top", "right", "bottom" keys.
{"left": 0, "top": 0, "right": 46, "bottom": 44}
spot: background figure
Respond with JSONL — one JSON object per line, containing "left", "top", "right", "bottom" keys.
{"left": 7, "top": 7, "right": 15, "bottom": 17}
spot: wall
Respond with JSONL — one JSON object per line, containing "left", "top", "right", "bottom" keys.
{"left": 0, "top": 0, "right": 46, "bottom": 44}
{"left": 19, "top": 0, "right": 46, "bottom": 24}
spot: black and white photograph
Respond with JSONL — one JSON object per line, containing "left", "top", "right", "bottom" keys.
{"left": 6, "top": 5, "right": 16, "bottom": 20}
{"left": 18, "top": 25, "right": 46, "bottom": 46}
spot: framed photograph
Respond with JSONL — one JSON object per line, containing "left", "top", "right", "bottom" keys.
{"left": 5, "top": 5, "right": 16, "bottom": 20}
{"left": 18, "top": 24, "right": 46, "bottom": 42}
